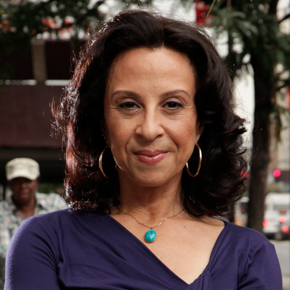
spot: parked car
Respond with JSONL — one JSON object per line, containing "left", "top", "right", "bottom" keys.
{"left": 275, "top": 216, "right": 290, "bottom": 240}
{"left": 263, "top": 193, "right": 290, "bottom": 239}
{"left": 263, "top": 210, "right": 282, "bottom": 239}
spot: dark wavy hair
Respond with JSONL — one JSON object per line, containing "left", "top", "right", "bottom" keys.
{"left": 53, "top": 9, "right": 248, "bottom": 216}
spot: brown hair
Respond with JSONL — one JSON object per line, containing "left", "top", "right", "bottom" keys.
{"left": 54, "top": 9, "right": 247, "bottom": 216}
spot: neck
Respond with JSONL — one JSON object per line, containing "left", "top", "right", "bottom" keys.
{"left": 117, "top": 175, "right": 184, "bottom": 223}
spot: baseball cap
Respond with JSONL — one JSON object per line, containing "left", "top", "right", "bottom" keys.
{"left": 5, "top": 158, "right": 40, "bottom": 181}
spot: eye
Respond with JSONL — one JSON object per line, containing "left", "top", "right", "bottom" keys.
{"left": 119, "top": 101, "right": 139, "bottom": 109}
{"left": 164, "top": 101, "right": 183, "bottom": 109}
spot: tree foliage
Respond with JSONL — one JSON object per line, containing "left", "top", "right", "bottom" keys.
{"left": 0, "top": 0, "right": 147, "bottom": 78}
{"left": 210, "top": 0, "right": 290, "bottom": 115}
{"left": 0, "top": 0, "right": 195, "bottom": 78}
{"left": 1, "top": 1, "right": 157, "bottom": 46}
{"left": 207, "top": 0, "right": 290, "bottom": 231}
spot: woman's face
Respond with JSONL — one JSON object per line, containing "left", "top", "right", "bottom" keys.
{"left": 103, "top": 47, "right": 203, "bottom": 187}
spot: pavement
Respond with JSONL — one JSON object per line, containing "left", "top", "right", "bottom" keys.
{"left": 284, "top": 276, "right": 290, "bottom": 290}
{"left": 270, "top": 240, "right": 290, "bottom": 290}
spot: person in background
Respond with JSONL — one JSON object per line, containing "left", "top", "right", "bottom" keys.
{"left": 0, "top": 158, "right": 67, "bottom": 289}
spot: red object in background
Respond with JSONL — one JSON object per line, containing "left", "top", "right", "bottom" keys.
{"left": 263, "top": 220, "right": 269, "bottom": 227}
{"left": 243, "top": 171, "right": 249, "bottom": 178}
{"left": 282, "top": 225, "right": 289, "bottom": 232}
{"left": 286, "top": 88, "right": 290, "bottom": 110}
{"left": 195, "top": 1, "right": 210, "bottom": 24}
{"left": 280, "top": 216, "right": 287, "bottom": 223}
{"left": 240, "top": 170, "right": 249, "bottom": 179}
{"left": 273, "top": 169, "right": 281, "bottom": 178}
{"left": 42, "top": 18, "right": 73, "bottom": 35}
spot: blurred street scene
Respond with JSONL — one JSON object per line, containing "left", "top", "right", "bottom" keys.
{"left": 0, "top": 0, "right": 290, "bottom": 289}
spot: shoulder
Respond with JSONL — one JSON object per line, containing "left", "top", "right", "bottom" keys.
{"left": 36, "top": 192, "right": 64, "bottom": 201}
{"left": 18, "top": 209, "right": 106, "bottom": 235}
{"left": 36, "top": 192, "right": 67, "bottom": 210}
{"left": 211, "top": 221, "right": 273, "bottom": 265}
{"left": 224, "top": 221, "right": 269, "bottom": 244}
{"left": 225, "top": 222, "right": 269, "bottom": 242}
{"left": 0, "top": 199, "right": 10, "bottom": 210}
{"left": 18, "top": 208, "right": 70, "bottom": 234}
{"left": 5, "top": 210, "right": 74, "bottom": 289}
{"left": 7, "top": 210, "right": 70, "bottom": 258}
{"left": 221, "top": 222, "right": 281, "bottom": 287}
{"left": 220, "top": 221, "right": 275, "bottom": 256}
{"left": 11, "top": 210, "right": 107, "bottom": 252}
{"left": 0, "top": 200, "right": 12, "bottom": 219}
{"left": 209, "top": 221, "right": 282, "bottom": 289}
{"left": 0, "top": 200, "right": 6, "bottom": 210}
{"left": 9, "top": 209, "right": 71, "bottom": 253}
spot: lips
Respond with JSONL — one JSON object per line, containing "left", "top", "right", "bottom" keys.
{"left": 134, "top": 150, "right": 168, "bottom": 165}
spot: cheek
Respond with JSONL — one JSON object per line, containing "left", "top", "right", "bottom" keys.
{"left": 177, "top": 130, "right": 196, "bottom": 155}
{"left": 105, "top": 105, "right": 138, "bottom": 148}
{"left": 107, "top": 120, "right": 129, "bottom": 147}
{"left": 172, "top": 117, "right": 198, "bottom": 146}
{"left": 109, "top": 129, "right": 131, "bottom": 170}
{"left": 29, "top": 182, "right": 38, "bottom": 192}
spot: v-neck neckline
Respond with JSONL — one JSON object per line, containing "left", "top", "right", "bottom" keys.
{"left": 105, "top": 214, "right": 228, "bottom": 287}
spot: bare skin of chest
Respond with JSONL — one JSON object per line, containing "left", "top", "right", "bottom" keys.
{"left": 110, "top": 214, "right": 224, "bottom": 285}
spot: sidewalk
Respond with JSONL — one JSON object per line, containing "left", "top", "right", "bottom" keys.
{"left": 284, "top": 276, "right": 290, "bottom": 290}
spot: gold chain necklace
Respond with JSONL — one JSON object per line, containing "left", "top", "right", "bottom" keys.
{"left": 118, "top": 207, "right": 184, "bottom": 243}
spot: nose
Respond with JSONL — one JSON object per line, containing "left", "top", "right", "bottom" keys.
{"left": 19, "top": 180, "right": 29, "bottom": 189}
{"left": 135, "top": 108, "right": 164, "bottom": 141}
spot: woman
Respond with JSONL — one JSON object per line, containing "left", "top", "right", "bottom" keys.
{"left": 5, "top": 9, "right": 282, "bottom": 290}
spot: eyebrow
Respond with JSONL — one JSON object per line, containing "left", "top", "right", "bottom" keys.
{"left": 111, "top": 91, "right": 140, "bottom": 99}
{"left": 111, "top": 89, "right": 192, "bottom": 99}
{"left": 162, "top": 89, "right": 192, "bottom": 99}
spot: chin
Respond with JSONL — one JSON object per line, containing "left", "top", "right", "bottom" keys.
{"left": 131, "top": 172, "right": 176, "bottom": 188}
{"left": 18, "top": 195, "right": 30, "bottom": 202}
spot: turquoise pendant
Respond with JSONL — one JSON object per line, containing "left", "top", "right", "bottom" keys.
{"left": 145, "top": 229, "right": 157, "bottom": 243}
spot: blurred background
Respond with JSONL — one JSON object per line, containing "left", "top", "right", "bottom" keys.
{"left": 0, "top": 0, "right": 290, "bottom": 288}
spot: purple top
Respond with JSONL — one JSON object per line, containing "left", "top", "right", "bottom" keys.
{"left": 5, "top": 209, "right": 282, "bottom": 290}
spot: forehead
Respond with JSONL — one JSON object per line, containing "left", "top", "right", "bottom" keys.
{"left": 106, "top": 47, "right": 196, "bottom": 91}
{"left": 111, "top": 47, "right": 193, "bottom": 72}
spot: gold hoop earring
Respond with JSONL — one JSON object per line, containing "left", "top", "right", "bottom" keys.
{"left": 186, "top": 143, "right": 202, "bottom": 178}
{"left": 99, "top": 146, "right": 117, "bottom": 179}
